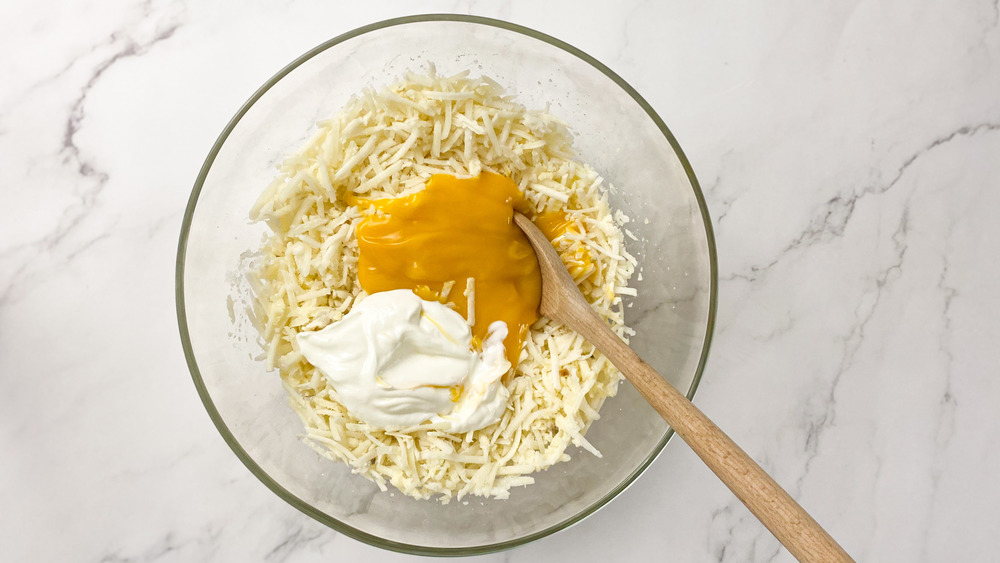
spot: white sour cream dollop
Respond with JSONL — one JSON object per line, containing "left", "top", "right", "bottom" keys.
{"left": 295, "top": 289, "right": 511, "bottom": 433}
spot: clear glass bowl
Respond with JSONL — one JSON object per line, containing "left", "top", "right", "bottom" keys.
{"left": 176, "top": 14, "right": 716, "bottom": 556}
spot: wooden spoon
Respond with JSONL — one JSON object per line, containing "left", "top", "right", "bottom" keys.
{"left": 513, "top": 213, "right": 853, "bottom": 563}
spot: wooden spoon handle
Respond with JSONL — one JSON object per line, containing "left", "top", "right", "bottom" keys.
{"left": 578, "top": 320, "right": 853, "bottom": 563}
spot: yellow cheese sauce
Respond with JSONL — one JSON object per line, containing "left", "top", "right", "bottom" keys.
{"left": 355, "top": 172, "right": 542, "bottom": 366}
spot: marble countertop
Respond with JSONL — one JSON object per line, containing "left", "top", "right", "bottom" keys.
{"left": 4, "top": 1, "right": 999, "bottom": 561}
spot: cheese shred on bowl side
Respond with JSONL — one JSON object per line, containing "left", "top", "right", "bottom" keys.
{"left": 249, "top": 69, "right": 637, "bottom": 502}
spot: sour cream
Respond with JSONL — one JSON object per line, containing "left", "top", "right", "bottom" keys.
{"left": 296, "top": 289, "right": 511, "bottom": 433}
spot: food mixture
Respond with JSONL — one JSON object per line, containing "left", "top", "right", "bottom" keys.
{"left": 249, "top": 69, "right": 636, "bottom": 502}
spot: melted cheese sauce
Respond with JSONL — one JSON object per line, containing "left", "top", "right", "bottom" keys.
{"left": 355, "top": 172, "right": 541, "bottom": 366}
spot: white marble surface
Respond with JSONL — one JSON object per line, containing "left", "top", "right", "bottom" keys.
{"left": 3, "top": 0, "right": 999, "bottom": 561}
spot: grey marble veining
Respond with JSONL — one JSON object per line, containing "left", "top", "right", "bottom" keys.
{"left": 3, "top": 1, "right": 999, "bottom": 561}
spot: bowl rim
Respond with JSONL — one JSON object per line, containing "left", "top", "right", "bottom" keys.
{"left": 175, "top": 13, "right": 718, "bottom": 557}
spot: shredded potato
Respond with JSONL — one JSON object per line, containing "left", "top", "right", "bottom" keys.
{"left": 250, "top": 68, "right": 636, "bottom": 502}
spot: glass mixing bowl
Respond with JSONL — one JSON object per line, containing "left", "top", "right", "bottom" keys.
{"left": 176, "top": 14, "right": 716, "bottom": 555}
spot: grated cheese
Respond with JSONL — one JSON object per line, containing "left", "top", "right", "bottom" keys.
{"left": 464, "top": 277, "right": 475, "bottom": 328}
{"left": 250, "top": 69, "right": 636, "bottom": 503}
